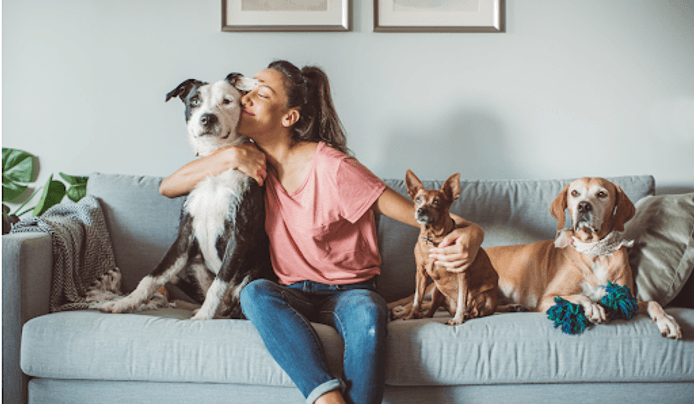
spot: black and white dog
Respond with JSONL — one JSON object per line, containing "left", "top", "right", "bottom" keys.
{"left": 100, "top": 73, "right": 274, "bottom": 320}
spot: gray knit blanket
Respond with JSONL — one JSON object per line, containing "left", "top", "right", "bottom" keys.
{"left": 11, "top": 195, "right": 122, "bottom": 312}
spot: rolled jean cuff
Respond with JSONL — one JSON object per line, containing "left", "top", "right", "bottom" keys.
{"left": 306, "top": 378, "right": 344, "bottom": 404}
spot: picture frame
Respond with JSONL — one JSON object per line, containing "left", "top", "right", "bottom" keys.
{"left": 222, "top": 0, "right": 351, "bottom": 32}
{"left": 374, "top": 0, "right": 504, "bottom": 33}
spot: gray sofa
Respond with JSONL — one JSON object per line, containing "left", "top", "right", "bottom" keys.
{"left": 4, "top": 172, "right": 694, "bottom": 404}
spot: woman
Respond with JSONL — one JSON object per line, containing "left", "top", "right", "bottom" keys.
{"left": 160, "top": 60, "right": 483, "bottom": 404}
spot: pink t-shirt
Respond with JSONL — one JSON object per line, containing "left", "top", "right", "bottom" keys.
{"left": 264, "top": 142, "right": 387, "bottom": 285}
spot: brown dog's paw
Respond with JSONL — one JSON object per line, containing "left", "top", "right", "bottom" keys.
{"left": 446, "top": 318, "right": 465, "bottom": 326}
{"left": 390, "top": 305, "right": 409, "bottom": 320}
{"left": 404, "top": 310, "right": 424, "bottom": 321}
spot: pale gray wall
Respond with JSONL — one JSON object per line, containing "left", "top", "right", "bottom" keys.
{"left": 3, "top": 0, "right": 694, "bottom": 209}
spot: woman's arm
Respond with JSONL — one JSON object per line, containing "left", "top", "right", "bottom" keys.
{"left": 371, "top": 186, "right": 419, "bottom": 227}
{"left": 159, "top": 143, "right": 267, "bottom": 198}
{"left": 372, "top": 186, "right": 484, "bottom": 273}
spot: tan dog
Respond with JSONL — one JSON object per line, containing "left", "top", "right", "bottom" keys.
{"left": 390, "top": 170, "right": 498, "bottom": 325}
{"left": 487, "top": 177, "right": 682, "bottom": 339}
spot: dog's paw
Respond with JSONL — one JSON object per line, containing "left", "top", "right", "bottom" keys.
{"left": 655, "top": 313, "right": 682, "bottom": 340}
{"left": 404, "top": 310, "right": 424, "bottom": 321}
{"left": 446, "top": 318, "right": 465, "bottom": 326}
{"left": 137, "top": 292, "right": 171, "bottom": 311}
{"left": 390, "top": 305, "right": 409, "bottom": 320}
{"left": 98, "top": 301, "right": 116, "bottom": 313}
{"left": 99, "top": 299, "right": 132, "bottom": 314}
{"left": 583, "top": 302, "right": 607, "bottom": 324}
{"left": 190, "top": 307, "right": 215, "bottom": 321}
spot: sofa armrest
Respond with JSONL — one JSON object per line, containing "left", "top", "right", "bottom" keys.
{"left": 3, "top": 232, "right": 52, "bottom": 404}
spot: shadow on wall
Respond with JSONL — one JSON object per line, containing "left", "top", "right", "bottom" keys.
{"left": 380, "top": 109, "right": 529, "bottom": 181}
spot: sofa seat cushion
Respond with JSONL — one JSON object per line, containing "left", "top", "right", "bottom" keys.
{"left": 24, "top": 308, "right": 694, "bottom": 387}
{"left": 385, "top": 309, "right": 694, "bottom": 386}
{"left": 21, "top": 310, "right": 344, "bottom": 386}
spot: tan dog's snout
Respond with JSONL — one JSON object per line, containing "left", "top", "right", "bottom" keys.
{"left": 575, "top": 200, "right": 597, "bottom": 233}
{"left": 415, "top": 206, "right": 438, "bottom": 225}
{"left": 405, "top": 169, "right": 461, "bottom": 226}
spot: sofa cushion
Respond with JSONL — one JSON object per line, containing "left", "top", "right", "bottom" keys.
{"left": 21, "top": 310, "right": 344, "bottom": 386}
{"left": 87, "top": 173, "right": 185, "bottom": 293}
{"left": 23, "top": 309, "right": 694, "bottom": 388}
{"left": 385, "top": 309, "right": 694, "bottom": 386}
{"left": 624, "top": 193, "right": 694, "bottom": 306}
{"left": 376, "top": 176, "right": 655, "bottom": 302}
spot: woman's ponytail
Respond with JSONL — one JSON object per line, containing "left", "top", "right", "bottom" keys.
{"left": 268, "top": 60, "right": 349, "bottom": 154}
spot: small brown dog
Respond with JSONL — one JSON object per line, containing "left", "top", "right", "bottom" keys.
{"left": 390, "top": 170, "right": 498, "bottom": 325}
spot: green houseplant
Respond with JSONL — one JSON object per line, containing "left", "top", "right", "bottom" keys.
{"left": 2, "top": 147, "right": 88, "bottom": 234}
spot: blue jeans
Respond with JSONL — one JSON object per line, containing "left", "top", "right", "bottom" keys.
{"left": 240, "top": 278, "right": 388, "bottom": 404}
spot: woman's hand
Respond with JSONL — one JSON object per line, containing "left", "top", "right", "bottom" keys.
{"left": 221, "top": 142, "right": 267, "bottom": 185}
{"left": 373, "top": 187, "right": 485, "bottom": 273}
{"left": 159, "top": 142, "right": 267, "bottom": 198}
{"left": 429, "top": 220, "right": 484, "bottom": 273}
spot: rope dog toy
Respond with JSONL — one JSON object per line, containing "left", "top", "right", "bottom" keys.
{"left": 546, "top": 282, "right": 639, "bottom": 335}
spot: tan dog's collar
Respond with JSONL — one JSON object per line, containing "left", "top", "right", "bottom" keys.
{"left": 420, "top": 218, "right": 457, "bottom": 246}
{"left": 555, "top": 230, "right": 634, "bottom": 256}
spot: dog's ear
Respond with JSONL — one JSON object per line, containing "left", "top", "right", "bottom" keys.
{"left": 405, "top": 169, "right": 423, "bottom": 200}
{"left": 550, "top": 183, "right": 571, "bottom": 230}
{"left": 441, "top": 173, "right": 461, "bottom": 202}
{"left": 226, "top": 73, "right": 258, "bottom": 92}
{"left": 166, "top": 79, "right": 205, "bottom": 102}
{"left": 612, "top": 184, "right": 636, "bottom": 232}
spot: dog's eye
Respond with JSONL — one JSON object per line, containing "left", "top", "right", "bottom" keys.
{"left": 191, "top": 97, "right": 200, "bottom": 106}
{"left": 223, "top": 98, "right": 234, "bottom": 106}
{"left": 571, "top": 190, "right": 580, "bottom": 198}
{"left": 597, "top": 191, "right": 608, "bottom": 198}
{"left": 433, "top": 199, "right": 440, "bottom": 206}
{"left": 415, "top": 197, "right": 422, "bottom": 204}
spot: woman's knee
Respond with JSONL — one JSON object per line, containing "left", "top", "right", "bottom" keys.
{"left": 338, "top": 291, "right": 388, "bottom": 343}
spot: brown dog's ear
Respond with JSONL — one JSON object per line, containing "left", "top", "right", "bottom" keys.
{"left": 612, "top": 184, "right": 636, "bottom": 232}
{"left": 405, "top": 169, "right": 423, "bottom": 200}
{"left": 550, "top": 183, "right": 571, "bottom": 230}
{"left": 441, "top": 173, "right": 461, "bottom": 202}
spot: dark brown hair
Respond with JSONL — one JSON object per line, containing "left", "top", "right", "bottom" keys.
{"left": 268, "top": 60, "right": 349, "bottom": 155}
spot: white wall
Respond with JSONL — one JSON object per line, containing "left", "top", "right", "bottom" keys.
{"left": 3, "top": 0, "right": 694, "bottom": 207}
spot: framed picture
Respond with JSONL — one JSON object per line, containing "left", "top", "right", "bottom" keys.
{"left": 222, "top": 0, "right": 351, "bottom": 32}
{"left": 374, "top": 0, "right": 504, "bottom": 32}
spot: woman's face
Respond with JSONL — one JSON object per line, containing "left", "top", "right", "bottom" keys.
{"left": 237, "top": 68, "right": 298, "bottom": 141}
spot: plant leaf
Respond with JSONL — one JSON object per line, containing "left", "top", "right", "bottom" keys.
{"left": 66, "top": 183, "right": 87, "bottom": 202}
{"left": 59, "top": 172, "right": 88, "bottom": 186}
{"left": 33, "top": 175, "right": 66, "bottom": 216}
{"left": 2, "top": 180, "right": 28, "bottom": 203}
{"left": 2, "top": 148, "right": 36, "bottom": 183}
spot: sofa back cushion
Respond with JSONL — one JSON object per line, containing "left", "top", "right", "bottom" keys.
{"left": 87, "top": 172, "right": 185, "bottom": 293}
{"left": 87, "top": 172, "right": 655, "bottom": 301}
{"left": 376, "top": 176, "right": 655, "bottom": 302}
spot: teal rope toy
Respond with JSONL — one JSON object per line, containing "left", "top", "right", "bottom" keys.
{"left": 546, "top": 297, "right": 591, "bottom": 335}
{"left": 546, "top": 282, "right": 639, "bottom": 335}
{"left": 600, "top": 281, "right": 639, "bottom": 321}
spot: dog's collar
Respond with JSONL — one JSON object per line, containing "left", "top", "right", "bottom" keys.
{"left": 421, "top": 218, "right": 457, "bottom": 246}
{"left": 557, "top": 230, "right": 634, "bottom": 256}
{"left": 421, "top": 235, "right": 440, "bottom": 245}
